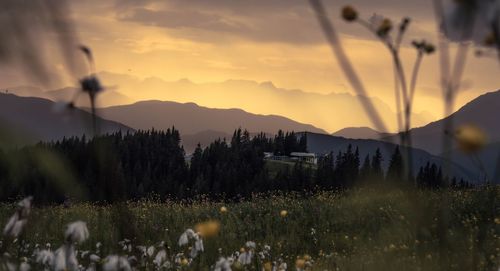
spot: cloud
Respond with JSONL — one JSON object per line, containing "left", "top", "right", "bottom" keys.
{"left": 109, "top": 0, "right": 436, "bottom": 45}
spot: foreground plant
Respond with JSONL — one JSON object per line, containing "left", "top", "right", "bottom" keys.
{"left": 340, "top": 5, "right": 435, "bottom": 180}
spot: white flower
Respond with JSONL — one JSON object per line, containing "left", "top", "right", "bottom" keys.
{"left": 178, "top": 229, "right": 195, "bottom": 246}
{"left": 178, "top": 228, "right": 204, "bottom": 258}
{"left": 190, "top": 236, "right": 204, "bottom": 258}
{"left": 237, "top": 251, "right": 253, "bottom": 265}
{"left": 442, "top": 0, "right": 500, "bottom": 43}
{"left": 18, "top": 196, "right": 33, "bottom": 210}
{"left": 214, "top": 257, "right": 233, "bottom": 271}
{"left": 89, "top": 254, "right": 101, "bottom": 263}
{"left": 36, "top": 249, "right": 55, "bottom": 266}
{"left": 3, "top": 213, "right": 27, "bottom": 238}
{"left": 153, "top": 250, "right": 170, "bottom": 268}
{"left": 3, "top": 196, "right": 33, "bottom": 237}
{"left": 245, "top": 241, "right": 256, "bottom": 249}
{"left": 102, "top": 255, "right": 131, "bottom": 271}
{"left": 65, "top": 221, "right": 89, "bottom": 243}
{"left": 278, "top": 262, "right": 287, "bottom": 271}
{"left": 19, "top": 262, "right": 30, "bottom": 271}
{"left": 146, "top": 246, "right": 155, "bottom": 257}
{"left": 54, "top": 244, "right": 78, "bottom": 271}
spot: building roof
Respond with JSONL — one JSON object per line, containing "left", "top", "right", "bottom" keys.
{"left": 290, "top": 152, "right": 316, "bottom": 157}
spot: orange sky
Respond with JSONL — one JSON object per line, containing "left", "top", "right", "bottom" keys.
{"left": 0, "top": 0, "right": 499, "bottom": 133}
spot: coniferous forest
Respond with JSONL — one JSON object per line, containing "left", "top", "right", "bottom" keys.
{"left": 0, "top": 128, "right": 466, "bottom": 204}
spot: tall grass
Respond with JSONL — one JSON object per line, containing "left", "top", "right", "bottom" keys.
{"left": 1, "top": 187, "right": 498, "bottom": 270}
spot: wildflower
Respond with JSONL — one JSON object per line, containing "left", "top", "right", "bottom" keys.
{"left": 220, "top": 206, "right": 228, "bottom": 213}
{"left": 377, "top": 18, "right": 393, "bottom": 37}
{"left": 263, "top": 261, "right": 272, "bottom": 271}
{"left": 494, "top": 218, "right": 500, "bottom": 224}
{"left": 342, "top": 6, "right": 358, "bottom": 22}
{"left": 180, "top": 258, "right": 189, "bottom": 266}
{"left": 178, "top": 228, "right": 204, "bottom": 258}
{"left": 191, "top": 236, "right": 204, "bottom": 258}
{"left": 280, "top": 210, "right": 288, "bottom": 217}
{"left": 454, "top": 124, "right": 487, "bottom": 154}
{"left": 178, "top": 229, "right": 195, "bottom": 246}
{"left": 214, "top": 257, "right": 233, "bottom": 271}
{"left": 238, "top": 241, "right": 256, "bottom": 265}
{"left": 65, "top": 221, "right": 89, "bottom": 243}
{"left": 195, "top": 220, "right": 220, "bottom": 238}
{"left": 102, "top": 255, "right": 131, "bottom": 271}
{"left": 36, "top": 249, "right": 55, "bottom": 266}
{"left": 19, "top": 262, "right": 30, "bottom": 271}
{"left": 412, "top": 40, "right": 436, "bottom": 55}
{"left": 153, "top": 249, "right": 170, "bottom": 268}
{"left": 89, "top": 254, "right": 101, "bottom": 263}
{"left": 54, "top": 244, "right": 78, "bottom": 271}
{"left": 80, "top": 76, "right": 103, "bottom": 97}
{"left": 3, "top": 196, "right": 33, "bottom": 238}
{"left": 146, "top": 246, "right": 155, "bottom": 257}
{"left": 296, "top": 258, "right": 306, "bottom": 269}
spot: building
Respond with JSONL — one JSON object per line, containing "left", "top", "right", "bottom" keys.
{"left": 290, "top": 152, "right": 318, "bottom": 165}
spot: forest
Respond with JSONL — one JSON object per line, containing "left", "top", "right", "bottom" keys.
{"left": 0, "top": 128, "right": 467, "bottom": 204}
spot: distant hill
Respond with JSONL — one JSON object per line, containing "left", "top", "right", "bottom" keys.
{"left": 332, "top": 127, "right": 393, "bottom": 140}
{"left": 95, "top": 100, "right": 327, "bottom": 137}
{"left": 0, "top": 93, "right": 133, "bottom": 146}
{"left": 5, "top": 85, "right": 132, "bottom": 107}
{"left": 93, "top": 72, "right": 434, "bottom": 132}
{"left": 301, "top": 132, "right": 474, "bottom": 180}
{"left": 386, "top": 90, "right": 500, "bottom": 155}
{"left": 45, "top": 87, "right": 132, "bottom": 107}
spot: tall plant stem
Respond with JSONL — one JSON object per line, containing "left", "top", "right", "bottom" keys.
{"left": 309, "top": 0, "right": 388, "bottom": 134}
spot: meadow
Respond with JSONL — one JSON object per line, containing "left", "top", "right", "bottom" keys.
{"left": 1, "top": 187, "right": 498, "bottom": 270}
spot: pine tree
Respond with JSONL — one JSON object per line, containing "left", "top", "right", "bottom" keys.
{"left": 386, "top": 146, "right": 403, "bottom": 181}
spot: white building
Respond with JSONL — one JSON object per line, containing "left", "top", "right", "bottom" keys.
{"left": 290, "top": 152, "right": 318, "bottom": 165}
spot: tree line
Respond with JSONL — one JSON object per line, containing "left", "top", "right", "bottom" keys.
{"left": 0, "top": 128, "right": 469, "bottom": 204}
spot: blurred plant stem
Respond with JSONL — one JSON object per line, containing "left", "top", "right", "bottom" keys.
{"left": 432, "top": 0, "right": 472, "bottom": 268}
{"left": 308, "top": 0, "right": 388, "bottom": 135}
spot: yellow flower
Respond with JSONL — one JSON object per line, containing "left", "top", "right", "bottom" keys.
{"left": 341, "top": 6, "right": 358, "bottom": 22}
{"left": 454, "top": 124, "right": 487, "bottom": 154}
{"left": 195, "top": 220, "right": 220, "bottom": 238}
{"left": 295, "top": 258, "right": 306, "bottom": 269}
{"left": 263, "top": 261, "right": 273, "bottom": 271}
{"left": 280, "top": 210, "right": 288, "bottom": 217}
{"left": 181, "top": 258, "right": 189, "bottom": 266}
{"left": 494, "top": 218, "right": 500, "bottom": 225}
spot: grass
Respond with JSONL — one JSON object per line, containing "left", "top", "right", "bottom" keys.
{"left": 0, "top": 187, "right": 499, "bottom": 270}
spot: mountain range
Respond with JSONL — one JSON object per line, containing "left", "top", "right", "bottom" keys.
{"left": 0, "top": 85, "right": 498, "bottom": 183}
{"left": 2, "top": 72, "right": 435, "bottom": 133}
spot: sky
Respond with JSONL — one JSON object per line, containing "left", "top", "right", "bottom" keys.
{"left": 0, "top": 0, "right": 499, "bottom": 132}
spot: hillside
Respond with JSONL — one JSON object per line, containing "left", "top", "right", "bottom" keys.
{"left": 301, "top": 132, "right": 474, "bottom": 180}
{"left": 386, "top": 90, "right": 500, "bottom": 155}
{"left": 0, "top": 93, "right": 133, "bottom": 146}
{"left": 96, "top": 100, "right": 327, "bottom": 136}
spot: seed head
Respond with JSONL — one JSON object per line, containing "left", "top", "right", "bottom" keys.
{"left": 341, "top": 6, "right": 358, "bottom": 22}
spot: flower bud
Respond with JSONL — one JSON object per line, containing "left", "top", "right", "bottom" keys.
{"left": 341, "top": 6, "right": 358, "bottom": 22}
